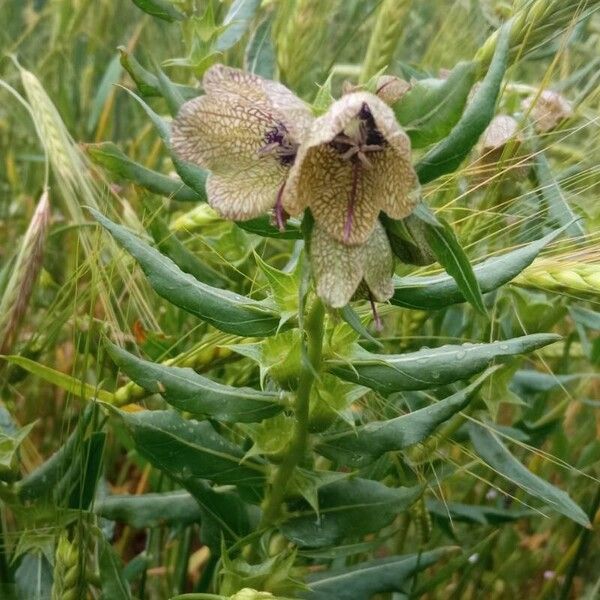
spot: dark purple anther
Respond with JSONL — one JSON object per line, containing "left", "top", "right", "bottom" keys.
{"left": 259, "top": 122, "right": 298, "bottom": 166}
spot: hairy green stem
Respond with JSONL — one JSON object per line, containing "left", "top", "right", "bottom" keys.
{"left": 259, "top": 298, "right": 325, "bottom": 528}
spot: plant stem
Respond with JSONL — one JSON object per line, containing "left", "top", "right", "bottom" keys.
{"left": 259, "top": 298, "right": 325, "bottom": 528}
{"left": 557, "top": 484, "right": 600, "bottom": 600}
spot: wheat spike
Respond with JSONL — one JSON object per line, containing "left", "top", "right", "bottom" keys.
{"left": 360, "top": 0, "right": 412, "bottom": 84}
{"left": 475, "top": 0, "right": 600, "bottom": 70}
{"left": 513, "top": 259, "right": 600, "bottom": 295}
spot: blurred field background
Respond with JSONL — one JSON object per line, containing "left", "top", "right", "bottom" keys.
{"left": 1, "top": 0, "right": 600, "bottom": 598}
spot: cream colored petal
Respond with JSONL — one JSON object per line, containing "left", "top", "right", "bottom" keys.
{"left": 172, "top": 92, "right": 287, "bottom": 176}
{"left": 206, "top": 171, "right": 282, "bottom": 221}
{"left": 375, "top": 76, "right": 411, "bottom": 105}
{"left": 202, "top": 64, "right": 313, "bottom": 140}
{"left": 285, "top": 143, "right": 381, "bottom": 245}
{"left": 310, "top": 223, "right": 364, "bottom": 308}
{"left": 482, "top": 115, "right": 520, "bottom": 150}
{"left": 361, "top": 221, "right": 395, "bottom": 302}
{"left": 283, "top": 91, "right": 418, "bottom": 240}
{"left": 371, "top": 138, "right": 420, "bottom": 221}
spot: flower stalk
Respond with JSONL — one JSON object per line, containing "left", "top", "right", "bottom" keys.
{"left": 259, "top": 297, "right": 325, "bottom": 527}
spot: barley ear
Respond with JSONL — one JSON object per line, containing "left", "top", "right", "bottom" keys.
{"left": 0, "top": 190, "right": 50, "bottom": 355}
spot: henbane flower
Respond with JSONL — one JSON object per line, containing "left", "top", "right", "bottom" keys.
{"left": 282, "top": 91, "right": 419, "bottom": 246}
{"left": 310, "top": 219, "right": 394, "bottom": 311}
{"left": 171, "top": 64, "right": 313, "bottom": 225}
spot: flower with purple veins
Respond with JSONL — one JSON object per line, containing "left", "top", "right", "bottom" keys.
{"left": 171, "top": 64, "right": 313, "bottom": 225}
{"left": 282, "top": 91, "right": 420, "bottom": 246}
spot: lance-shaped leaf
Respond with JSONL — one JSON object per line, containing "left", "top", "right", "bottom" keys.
{"left": 328, "top": 334, "right": 560, "bottom": 396}
{"left": 131, "top": 0, "right": 184, "bottom": 22}
{"left": 183, "top": 478, "right": 258, "bottom": 549}
{"left": 98, "top": 535, "right": 133, "bottom": 600}
{"left": 416, "top": 21, "right": 510, "bottom": 184}
{"left": 86, "top": 142, "right": 202, "bottom": 202}
{"left": 3, "top": 355, "right": 114, "bottom": 403}
{"left": 392, "top": 225, "right": 568, "bottom": 310}
{"left": 316, "top": 369, "right": 495, "bottom": 467}
{"left": 91, "top": 210, "right": 283, "bottom": 337}
{"left": 18, "top": 407, "right": 93, "bottom": 502}
{"left": 215, "top": 0, "right": 261, "bottom": 51}
{"left": 421, "top": 213, "right": 486, "bottom": 315}
{"left": 145, "top": 205, "right": 230, "bottom": 289}
{"left": 426, "top": 499, "right": 533, "bottom": 525}
{"left": 108, "top": 408, "right": 266, "bottom": 491}
{"left": 303, "top": 548, "right": 455, "bottom": 600}
{"left": 236, "top": 215, "right": 303, "bottom": 239}
{"left": 393, "top": 61, "right": 477, "bottom": 148}
{"left": 245, "top": 15, "right": 276, "bottom": 78}
{"left": 468, "top": 423, "right": 590, "bottom": 527}
{"left": 96, "top": 491, "right": 202, "bottom": 528}
{"left": 106, "top": 342, "right": 284, "bottom": 422}
{"left": 280, "top": 478, "right": 422, "bottom": 548}
{"left": 533, "top": 152, "right": 586, "bottom": 239}
{"left": 118, "top": 47, "right": 199, "bottom": 99}
{"left": 121, "top": 87, "right": 208, "bottom": 197}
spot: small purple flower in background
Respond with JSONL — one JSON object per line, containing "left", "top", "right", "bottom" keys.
{"left": 282, "top": 91, "right": 419, "bottom": 246}
{"left": 171, "top": 64, "right": 313, "bottom": 225}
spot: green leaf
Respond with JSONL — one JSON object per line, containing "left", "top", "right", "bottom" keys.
{"left": 392, "top": 225, "right": 568, "bottom": 310}
{"left": 3, "top": 355, "right": 114, "bottom": 403}
{"left": 118, "top": 47, "right": 199, "bottom": 100}
{"left": 289, "top": 468, "right": 348, "bottom": 518}
{"left": 533, "top": 152, "right": 586, "bottom": 239}
{"left": 183, "top": 478, "right": 257, "bottom": 549}
{"left": 14, "top": 552, "right": 53, "bottom": 600}
{"left": 91, "top": 210, "right": 283, "bottom": 337}
{"left": 98, "top": 535, "right": 133, "bottom": 600}
{"left": 312, "top": 71, "right": 335, "bottom": 115}
{"left": 235, "top": 215, "right": 303, "bottom": 239}
{"left": 328, "top": 334, "right": 560, "bottom": 395}
{"left": 0, "top": 421, "right": 35, "bottom": 481}
{"left": 426, "top": 499, "right": 533, "bottom": 525}
{"left": 422, "top": 215, "right": 486, "bottom": 315}
{"left": 68, "top": 431, "right": 106, "bottom": 509}
{"left": 121, "top": 87, "right": 208, "bottom": 197}
{"left": 393, "top": 61, "right": 477, "bottom": 148}
{"left": 416, "top": 22, "right": 510, "bottom": 184}
{"left": 468, "top": 423, "right": 590, "bottom": 527}
{"left": 86, "top": 142, "right": 202, "bottom": 202}
{"left": 216, "top": 0, "right": 261, "bottom": 51}
{"left": 18, "top": 407, "right": 93, "bottom": 502}
{"left": 245, "top": 15, "right": 276, "bottom": 78}
{"left": 95, "top": 491, "right": 202, "bottom": 528}
{"left": 109, "top": 407, "right": 265, "bottom": 491}
{"left": 106, "top": 342, "right": 284, "bottom": 422}
{"left": 87, "top": 54, "right": 122, "bottom": 134}
{"left": 316, "top": 368, "right": 495, "bottom": 467}
{"left": 303, "top": 548, "right": 455, "bottom": 600}
{"left": 145, "top": 205, "right": 230, "bottom": 289}
{"left": 339, "top": 305, "right": 382, "bottom": 348}
{"left": 131, "top": 0, "right": 184, "bottom": 22}
{"left": 280, "top": 479, "right": 422, "bottom": 548}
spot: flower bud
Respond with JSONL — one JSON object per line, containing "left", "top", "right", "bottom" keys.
{"left": 522, "top": 90, "right": 573, "bottom": 133}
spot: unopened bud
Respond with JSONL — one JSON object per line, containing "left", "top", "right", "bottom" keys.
{"left": 522, "top": 90, "right": 573, "bottom": 132}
